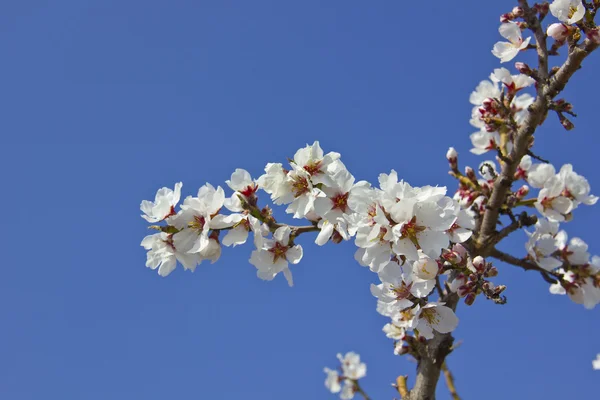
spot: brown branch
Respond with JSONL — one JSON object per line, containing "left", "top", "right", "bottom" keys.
{"left": 354, "top": 381, "right": 371, "bottom": 400}
{"left": 488, "top": 248, "right": 558, "bottom": 284}
{"left": 400, "top": 4, "right": 599, "bottom": 400}
{"left": 477, "top": 36, "right": 598, "bottom": 254}
{"left": 396, "top": 375, "right": 409, "bottom": 399}
{"left": 441, "top": 362, "right": 461, "bottom": 400}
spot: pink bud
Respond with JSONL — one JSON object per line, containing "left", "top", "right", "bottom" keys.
{"left": 500, "top": 13, "right": 514, "bottom": 23}
{"left": 547, "top": 23, "right": 570, "bottom": 42}
{"left": 446, "top": 147, "right": 458, "bottom": 160}
{"left": 516, "top": 185, "right": 529, "bottom": 198}
{"left": 472, "top": 256, "right": 486, "bottom": 271}
{"left": 512, "top": 6, "right": 524, "bottom": 17}
{"left": 588, "top": 28, "right": 600, "bottom": 44}
{"left": 464, "top": 293, "right": 476, "bottom": 306}
{"left": 514, "top": 62, "right": 531, "bottom": 75}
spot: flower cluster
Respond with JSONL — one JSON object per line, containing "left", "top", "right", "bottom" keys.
{"left": 525, "top": 219, "right": 600, "bottom": 309}
{"left": 324, "top": 352, "right": 367, "bottom": 400}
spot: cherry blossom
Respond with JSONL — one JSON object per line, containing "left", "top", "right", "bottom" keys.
{"left": 249, "top": 226, "right": 303, "bottom": 286}
{"left": 141, "top": 232, "right": 199, "bottom": 276}
{"left": 492, "top": 67, "right": 535, "bottom": 93}
{"left": 324, "top": 368, "right": 342, "bottom": 393}
{"left": 549, "top": 0, "right": 585, "bottom": 25}
{"left": 492, "top": 22, "right": 531, "bottom": 63}
{"left": 411, "top": 302, "right": 459, "bottom": 340}
{"left": 337, "top": 352, "right": 367, "bottom": 380}
{"left": 140, "top": 182, "right": 182, "bottom": 223}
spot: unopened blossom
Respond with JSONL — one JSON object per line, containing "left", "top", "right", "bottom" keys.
{"left": 324, "top": 368, "right": 342, "bottom": 393}
{"left": 492, "top": 68, "right": 535, "bottom": 93}
{"left": 411, "top": 302, "right": 459, "bottom": 340}
{"left": 547, "top": 23, "right": 570, "bottom": 41}
{"left": 292, "top": 140, "right": 341, "bottom": 186}
{"left": 470, "top": 131, "right": 500, "bottom": 155}
{"left": 140, "top": 182, "right": 182, "bottom": 223}
{"left": 249, "top": 226, "right": 303, "bottom": 286}
{"left": 337, "top": 352, "right": 366, "bottom": 380}
{"left": 492, "top": 22, "right": 531, "bottom": 63}
{"left": 141, "top": 232, "right": 199, "bottom": 276}
{"left": 549, "top": 0, "right": 585, "bottom": 25}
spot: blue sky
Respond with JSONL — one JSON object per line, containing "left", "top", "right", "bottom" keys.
{"left": 1, "top": 1, "right": 599, "bottom": 399}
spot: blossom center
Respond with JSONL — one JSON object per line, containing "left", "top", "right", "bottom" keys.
{"left": 331, "top": 192, "right": 350, "bottom": 212}
{"left": 303, "top": 160, "right": 322, "bottom": 176}
{"left": 268, "top": 242, "right": 289, "bottom": 263}
{"left": 291, "top": 175, "right": 310, "bottom": 197}
{"left": 420, "top": 308, "right": 441, "bottom": 325}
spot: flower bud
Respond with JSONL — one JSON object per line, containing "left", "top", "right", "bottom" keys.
{"left": 472, "top": 256, "right": 486, "bottom": 271}
{"left": 465, "top": 167, "right": 477, "bottom": 182}
{"left": 515, "top": 185, "right": 529, "bottom": 199}
{"left": 446, "top": 147, "right": 458, "bottom": 170}
{"left": 559, "top": 115, "right": 575, "bottom": 131}
{"left": 587, "top": 28, "right": 600, "bottom": 44}
{"left": 486, "top": 266, "right": 499, "bottom": 277}
{"left": 512, "top": 6, "right": 524, "bottom": 17}
{"left": 547, "top": 23, "right": 570, "bottom": 42}
{"left": 500, "top": 13, "right": 514, "bottom": 23}
{"left": 464, "top": 293, "right": 476, "bottom": 306}
{"left": 514, "top": 62, "right": 532, "bottom": 75}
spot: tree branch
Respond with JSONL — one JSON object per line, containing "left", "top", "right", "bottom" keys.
{"left": 477, "top": 36, "right": 598, "bottom": 253}
{"left": 488, "top": 248, "right": 558, "bottom": 284}
{"left": 441, "top": 362, "right": 460, "bottom": 400}
{"left": 396, "top": 375, "right": 409, "bottom": 399}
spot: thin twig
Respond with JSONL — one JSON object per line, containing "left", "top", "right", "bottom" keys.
{"left": 441, "top": 362, "right": 461, "bottom": 400}
{"left": 396, "top": 375, "right": 409, "bottom": 399}
{"left": 488, "top": 248, "right": 558, "bottom": 284}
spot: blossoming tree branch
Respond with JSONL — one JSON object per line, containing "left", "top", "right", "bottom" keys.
{"left": 139, "top": 1, "right": 600, "bottom": 399}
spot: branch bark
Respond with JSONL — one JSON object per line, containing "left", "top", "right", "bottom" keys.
{"left": 407, "top": 5, "right": 599, "bottom": 398}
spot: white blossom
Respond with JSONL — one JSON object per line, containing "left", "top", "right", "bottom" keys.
{"left": 140, "top": 232, "right": 199, "bottom": 276}
{"left": 492, "top": 22, "right": 531, "bottom": 63}
{"left": 550, "top": 0, "right": 585, "bottom": 25}
{"left": 140, "top": 182, "right": 182, "bottom": 223}
{"left": 324, "top": 368, "right": 342, "bottom": 393}
{"left": 492, "top": 68, "right": 535, "bottom": 92}
{"left": 411, "top": 302, "right": 459, "bottom": 340}
{"left": 249, "top": 226, "right": 303, "bottom": 286}
{"left": 292, "top": 140, "right": 341, "bottom": 186}
{"left": 470, "top": 131, "right": 500, "bottom": 155}
{"left": 337, "top": 352, "right": 366, "bottom": 380}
